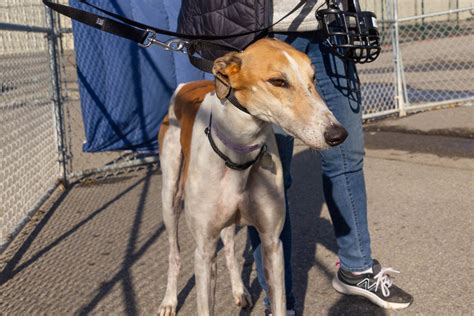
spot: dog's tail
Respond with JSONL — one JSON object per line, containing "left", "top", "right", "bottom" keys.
{"left": 160, "top": 84, "right": 186, "bottom": 214}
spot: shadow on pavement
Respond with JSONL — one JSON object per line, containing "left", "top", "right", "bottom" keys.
{"left": 1, "top": 166, "right": 165, "bottom": 315}
{"left": 0, "top": 173, "right": 152, "bottom": 287}
{"left": 364, "top": 130, "right": 474, "bottom": 159}
{"left": 76, "top": 167, "right": 165, "bottom": 315}
{"left": 0, "top": 186, "right": 73, "bottom": 285}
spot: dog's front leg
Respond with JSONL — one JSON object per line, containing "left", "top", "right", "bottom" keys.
{"left": 245, "top": 137, "right": 287, "bottom": 316}
{"left": 194, "top": 235, "right": 219, "bottom": 316}
{"left": 260, "top": 234, "right": 286, "bottom": 316}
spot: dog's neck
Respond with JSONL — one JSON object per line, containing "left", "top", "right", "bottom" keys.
{"left": 209, "top": 93, "right": 267, "bottom": 165}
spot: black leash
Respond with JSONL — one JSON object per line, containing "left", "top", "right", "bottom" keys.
{"left": 42, "top": 0, "right": 305, "bottom": 168}
{"left": 55, "top": 0, "right": 306, "bottom": 41}
{"left": 43, "top": 0, "right": 149, "bottom": 44}
{"left": 42, "top": 0, "right": 307, "bottom": 73}
{"left": 42, "top": 0, "right": 242, "bottom": 73}
{"left": 205, "top": 114, "right": 267, "bottom": 171}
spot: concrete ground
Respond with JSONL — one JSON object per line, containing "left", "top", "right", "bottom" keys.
{"left": 0, "top": 107, "right": 473, "bottom": 315}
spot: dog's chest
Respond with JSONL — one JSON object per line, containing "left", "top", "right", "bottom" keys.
{"left": 217, "top": 168, "right": 248, "bottom": 210}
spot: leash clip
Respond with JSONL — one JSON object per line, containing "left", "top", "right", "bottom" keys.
{"left": 165, "top": 38, "right": 190, "bottom": 53}
{"left": 139, "top": 29, "right": 189, "bottom": 53}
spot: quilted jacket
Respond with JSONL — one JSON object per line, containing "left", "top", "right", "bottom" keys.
{"left": 177, "top": 0, "right": 272, "bottom": 57}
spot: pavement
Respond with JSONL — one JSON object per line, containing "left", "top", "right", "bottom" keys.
{"left": 0, "top": 106, "right": 473, "bottom": 315}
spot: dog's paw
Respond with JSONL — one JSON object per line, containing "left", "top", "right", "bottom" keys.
{"left": 233, "top": 286, "right": 253, "bottom": 309}
{"left": 158, "top": 299, "right": 177, "bottom": 316}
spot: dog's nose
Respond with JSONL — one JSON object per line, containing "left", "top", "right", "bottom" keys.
{"left": 324, "top": 124, "right": 348, "bottom": 146}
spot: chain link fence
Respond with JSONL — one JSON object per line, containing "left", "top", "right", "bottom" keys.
{"left": 398, "top": 12, "right": 474, "bottom": 111}
{"left": 0, "top": 1, "right": 159, "bottom": 250}
{"left": 1, "top": 0, "right": 473, "bottom": 250}
{"left": 0, "top": 1, "right": 62, "bottom": 250}
{"left": 358, "top": 21, "right": 399, "bottom": 118}
{"left": 359, "top": 0, "right": 474, "bottom": 117}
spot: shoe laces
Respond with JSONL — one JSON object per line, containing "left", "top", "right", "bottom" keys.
{"left": 373, "top": 267, "right": 400, "bottom": 297}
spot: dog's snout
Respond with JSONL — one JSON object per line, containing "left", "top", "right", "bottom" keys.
{"left": 324, "top": 124, "right": 348, "bottom": 146}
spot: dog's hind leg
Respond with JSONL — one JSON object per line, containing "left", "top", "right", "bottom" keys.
{"left": 220, "top": 225, "right": 252, "bottom": 309}
{"left": 158, "top": 111, "right": 184, "bottom": 316}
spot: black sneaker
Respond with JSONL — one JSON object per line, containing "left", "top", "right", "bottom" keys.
{"left": 332, "top": 260, "right": 413, "bottom": 309}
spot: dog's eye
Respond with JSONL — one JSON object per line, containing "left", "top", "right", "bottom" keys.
{"left": 268, "top": 78, "right": 289, "bottom": 88}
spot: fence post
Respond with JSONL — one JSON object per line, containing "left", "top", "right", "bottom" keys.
{"left": 46, "top": 7, "right": 69, "bottom": 186}
{"left": 391, "top": 0, "right": 407, "bottom": 116}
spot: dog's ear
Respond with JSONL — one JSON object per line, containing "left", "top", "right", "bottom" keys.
{"left": 212, "top": 52, "right": 242, "bottom": 100}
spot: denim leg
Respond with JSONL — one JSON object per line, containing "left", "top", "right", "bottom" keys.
{"left": 247, "top": 130, "right": 295, "bottom": 310}
{"left": 308, "top": 39, "right": 373, "bottom": 272}
{"left": 272, "top": 32, "right": 373, "bottom": 272}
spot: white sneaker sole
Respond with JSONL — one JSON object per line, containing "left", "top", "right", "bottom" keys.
{"left": 332, "top": 275, "right": 412, "bottom": 310}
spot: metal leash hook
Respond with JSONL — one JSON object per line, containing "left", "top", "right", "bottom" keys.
{"left": 139, "top": 29, "right": 189, "bottom": 53}
{"left": 165, "top": 38, "right": 190, "bottom": 52}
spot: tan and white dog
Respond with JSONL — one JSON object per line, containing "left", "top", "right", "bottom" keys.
{"left": 158, "top": 38, "right": 347, "bottom": 316}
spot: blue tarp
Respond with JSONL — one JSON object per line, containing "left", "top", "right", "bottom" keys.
{"left": 71, "top": 0, "right": 206, "bottom": 152}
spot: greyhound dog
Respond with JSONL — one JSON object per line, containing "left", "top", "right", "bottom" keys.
{"left": 158, "top": 38, "right": 347, "bottom": 316}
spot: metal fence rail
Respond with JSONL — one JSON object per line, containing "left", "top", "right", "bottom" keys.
{"left": 1, "top": 0, "right": 473, "bottom": 251}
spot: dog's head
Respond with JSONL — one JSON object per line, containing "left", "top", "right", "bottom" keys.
{"left": 212, "top": 38, "right": 347, "bottom": 149}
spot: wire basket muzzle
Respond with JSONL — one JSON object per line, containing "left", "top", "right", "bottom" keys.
{"left": 317, "top": 8, "right": 381, "bottom": 64}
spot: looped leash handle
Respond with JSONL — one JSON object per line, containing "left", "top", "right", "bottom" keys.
{"left": 42, "top": 0, "right": 149, "bottom": 45}
{"left": 42, "top": 0, "right": 244, "bottom": 73}
{"left": 42, "top": 0, "right": 308, "bottom": 48}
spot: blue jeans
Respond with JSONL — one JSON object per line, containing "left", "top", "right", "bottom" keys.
{"left": 248, "top": 31, "right": 373, "bottom": 310}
